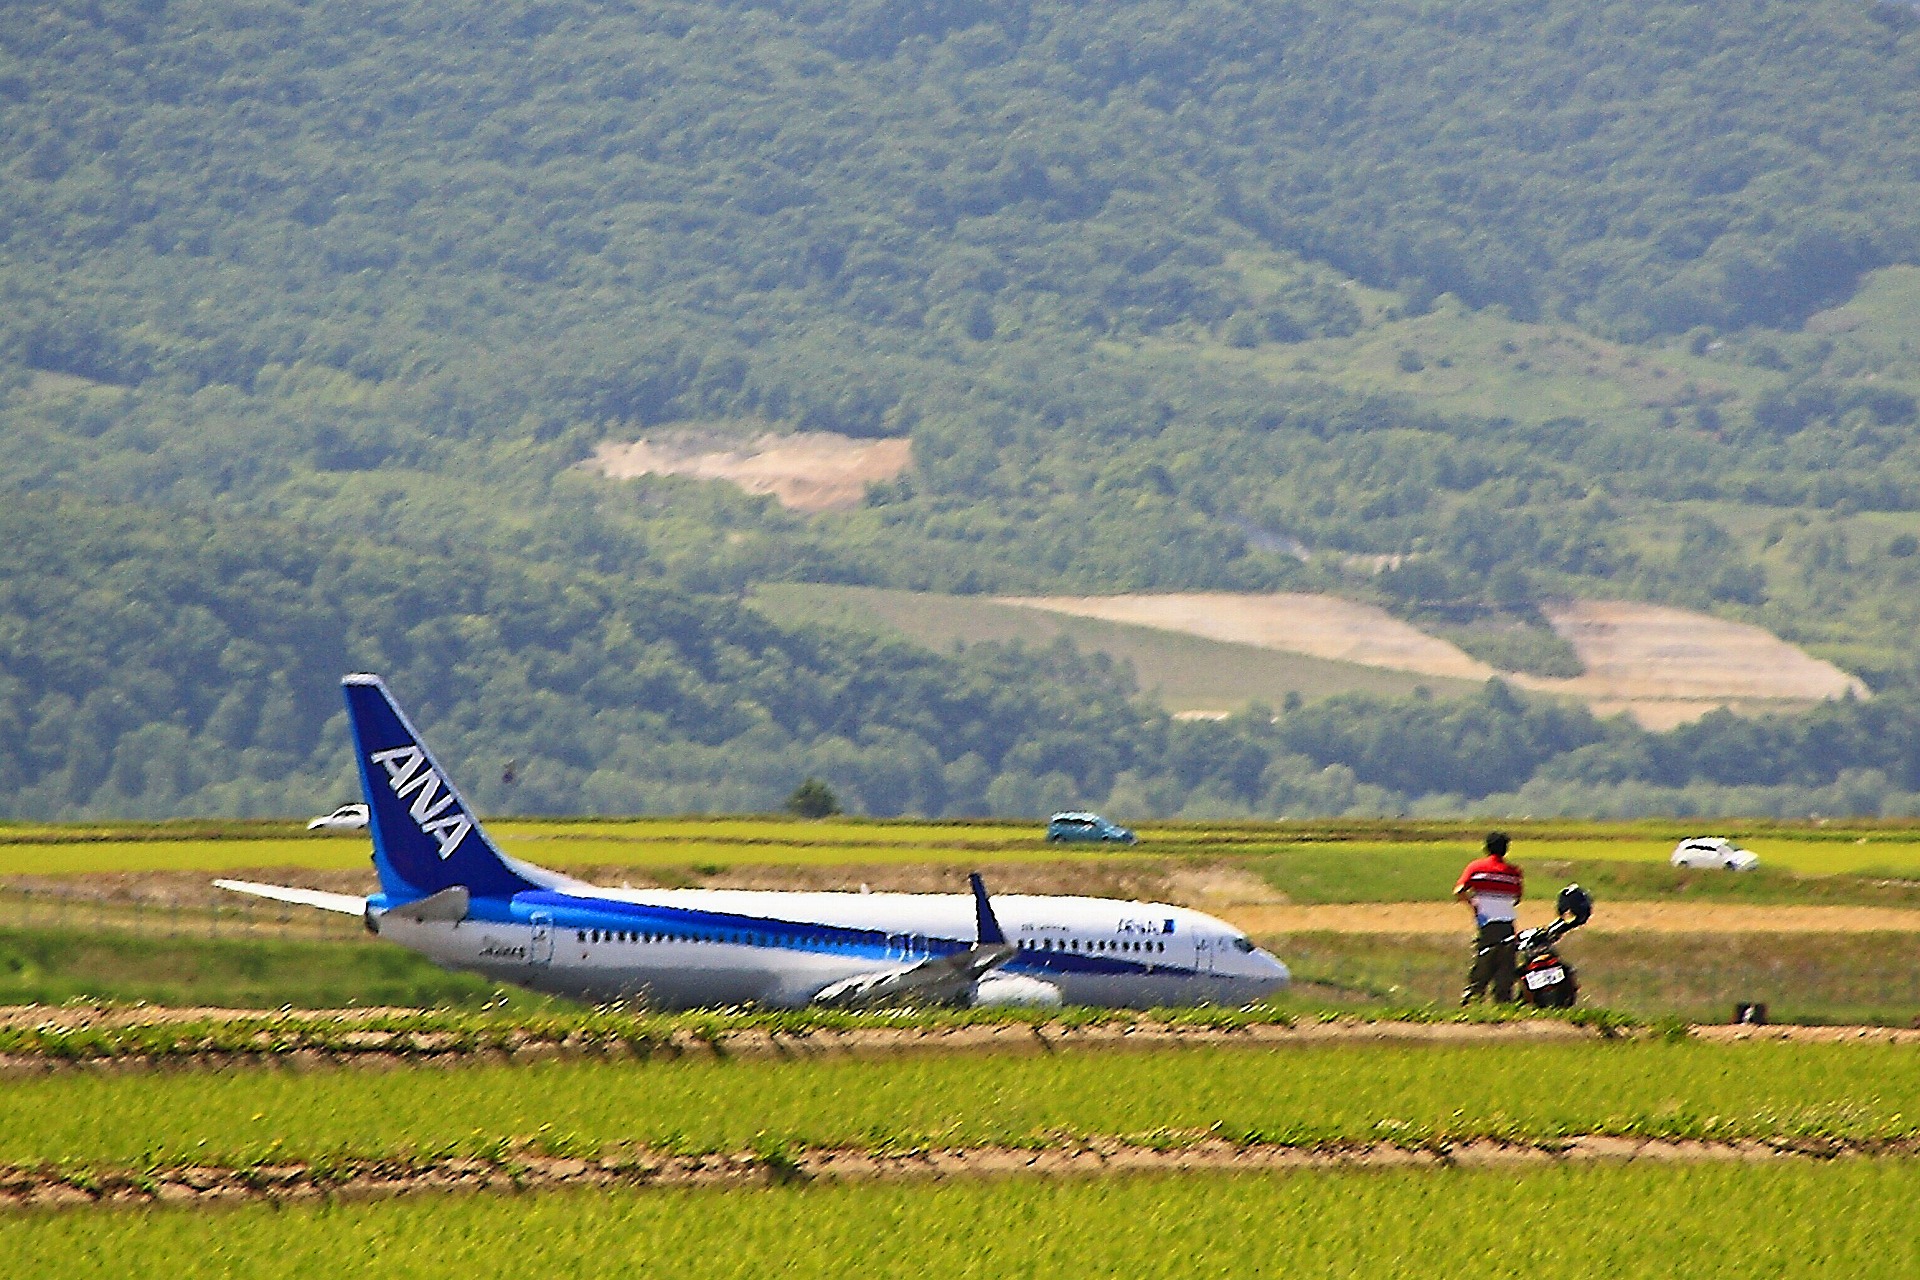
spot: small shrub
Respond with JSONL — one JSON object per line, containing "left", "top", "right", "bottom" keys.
{"left": 785, "top": 778, "right": 841, "bottom": 819}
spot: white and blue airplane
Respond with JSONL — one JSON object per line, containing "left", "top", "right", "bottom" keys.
{"left": 216, "top": 675, "right": 1290, "bottom": 1010}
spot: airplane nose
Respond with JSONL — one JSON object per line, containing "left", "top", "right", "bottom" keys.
{"left": 1256, "top": 948, "right": 1290, "bottom": 990}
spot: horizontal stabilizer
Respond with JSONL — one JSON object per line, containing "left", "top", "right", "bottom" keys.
{"left": 213, "top": 879, "right": 368, "bottom": 916}
{"left": 384, "top": 885, "right": 470, "bottom": 923}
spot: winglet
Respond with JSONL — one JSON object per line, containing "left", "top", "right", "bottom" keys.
{"left": 969, "top": 872, "right": 1005, "bottom": 945}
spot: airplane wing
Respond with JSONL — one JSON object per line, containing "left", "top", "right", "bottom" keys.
{"left": 213, "top": 879, "right": 368, "bottom": 916}
{"left": 812, "top": 872, "right": 1017, "bottom": 1008}
{"left": 812, "top": 939, "right": 1016, "bottom": 1008}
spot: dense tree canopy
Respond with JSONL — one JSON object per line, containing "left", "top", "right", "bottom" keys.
{"left": 7, "top": 0, "right": 1920, "bottom": 814}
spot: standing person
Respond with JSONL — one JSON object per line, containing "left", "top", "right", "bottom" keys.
{"left": 1456, "top": 831, "right": 1524, "bottom": 1004}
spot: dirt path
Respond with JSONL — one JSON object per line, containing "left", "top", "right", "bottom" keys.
{"left": 4, "top": 1006, "right": 1916, "bottom": 1072}
{"left": 1225, "top": 901, "right": 1920, "bottom": 936}
{"left": 6, "top": 1134, "right": 1916, "bottom": 1209}
{"left": 0, "top": 1009, "right": 1611, "bottom": 1075}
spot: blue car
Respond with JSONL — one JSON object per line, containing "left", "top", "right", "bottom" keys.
{"left": 1045, "top": 811, "right": 1137, "bottom": 845}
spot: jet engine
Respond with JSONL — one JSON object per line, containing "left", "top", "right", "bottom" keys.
{"left": 970, "top": 973, "right": 1063, "bottom": 1008}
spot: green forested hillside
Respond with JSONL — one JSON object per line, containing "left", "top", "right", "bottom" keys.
{"left": 8, "top": 0, "right": 1920, "bottom": 815}
{"left": 14, "top": 481, "right": 1920, "bottom": 821}
{"left": 0, "top": 490, "right": 1178, "bottom": 817}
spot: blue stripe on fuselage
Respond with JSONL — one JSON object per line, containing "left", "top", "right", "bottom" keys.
{"left": 429, "top": 890, "right": 1183, "bottom": 978}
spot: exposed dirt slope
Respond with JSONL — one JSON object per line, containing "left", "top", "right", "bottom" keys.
{"left": 997, "top": 592, "right": 1863, "bottom": 726}
{"left": 590, "top": 431, "right": 911, "bottom": 511}
{"left": 1520, "top": 599, "right": 1868, "bottom": 728}
{"left": 997, "top": 592, "right": 1496, "bottom": 681}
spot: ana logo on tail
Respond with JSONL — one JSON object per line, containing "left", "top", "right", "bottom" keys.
{"left": 369, "top": 745, "right": 472, "bottom": 858}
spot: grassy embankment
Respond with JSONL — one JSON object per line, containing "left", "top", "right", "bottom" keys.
{"left": 6, "top": 1164, "right": 1918, "bottom": 1278}
{"left": 2, "top": 1040, "right": 1916, "bottom": 1170}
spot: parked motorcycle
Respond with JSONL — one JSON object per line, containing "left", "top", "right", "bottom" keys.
{"left": 1514, "top": 884, "right": 1593, "bottom": 1009}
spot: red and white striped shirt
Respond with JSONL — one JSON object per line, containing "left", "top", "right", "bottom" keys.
{"left": 1457, "top": 855, "right": 1524, "bottom": 924}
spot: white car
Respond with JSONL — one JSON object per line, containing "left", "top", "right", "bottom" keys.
{"left": 306, "top": 803, "right": 369, "bottom": 831}
{"left": 1670, "top": 837, "right": 1758, "bottom": 871}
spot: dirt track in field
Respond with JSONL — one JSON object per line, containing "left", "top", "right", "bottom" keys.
{"left": 9, "top": 1134, "right": 1917, "bottom": 1210}
{"left": 1, "top": 862, "right": 1286, "bottom": 912}
{"left": 20, "top": 868, "right": 1920, "bottom": 936}
{"left": 1225, "top": 901, "right": 1920, "bottom": 936}
{"left": 0, "top": 1009, "right": 1612, "bottom": 1068}
{"left": 3, "top": 1004, "right": 1914, "bottom": 1055}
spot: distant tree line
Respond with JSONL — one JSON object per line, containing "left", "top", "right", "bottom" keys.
{"left": 5, "top": 488, "right": 1920, "bottom": 820}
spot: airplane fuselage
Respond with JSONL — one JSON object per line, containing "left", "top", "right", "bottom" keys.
{"left": 375, "top": 886, "right": 1289, "bottom": 1009}
{"left": 226, "top": 675, "right": 1291, "bottom": 1012}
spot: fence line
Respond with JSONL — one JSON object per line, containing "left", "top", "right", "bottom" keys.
{"left": 1, "top": 885, "right": 366, "bottom": 943}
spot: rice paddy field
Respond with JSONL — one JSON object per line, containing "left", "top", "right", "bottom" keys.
{"left": 4, "top": 1162, "right": 1915, "bottom": 1279}
{"left": 3, "top": 1034, "right": 1920, "bottom": 1277}
{"left": 6, "top": 1039, "right": 1920, "bottom": 1168}
{"left": 5, "top": 815, "right": 1920, "bottom": 1272}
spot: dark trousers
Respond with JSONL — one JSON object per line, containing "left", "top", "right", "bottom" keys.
{"left": 1462, "top": 920, "right": 1518, "bottom": 1004}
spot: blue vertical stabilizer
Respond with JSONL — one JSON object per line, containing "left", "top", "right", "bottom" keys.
{"left": 343, "top": 674, "right": 557, "bottom": 902}
{"left": 969, "top": 872, "right": 1006, "bottom": 945}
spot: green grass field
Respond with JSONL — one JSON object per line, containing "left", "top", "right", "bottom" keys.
{"left": 1251, "top": 845, "right": 1920, "bottom": 905}
{"left": 7, "top": 817, "right": 1920, "bottom": 1016}
{"left": 2, "top": 1040, "right": 1915, "bottom": 1170}
{"left": 0, "top": 926, "right": 516, "bottom": 1009}
{"left": 11, "top": 817, "right": 1920, "bottom": 878}
{"left": 1280, "top": 931, "right": 1920, "bottom": 1024}
{"left": 5, "top": 1164, "right": 1919, "bottom": 1278}
{"left": 6, "top": 916, "right": 1916, "bottom": 1018}
{"left": 1157, "top": 259, "right": 1920, "bottom": 449}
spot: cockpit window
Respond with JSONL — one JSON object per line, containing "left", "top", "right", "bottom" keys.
{"left": 1232, "top": 936, "right": 1256, "bottom": 953}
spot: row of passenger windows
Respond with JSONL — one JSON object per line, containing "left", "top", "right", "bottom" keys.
{"left": 581, "top": 929, "right": 666, "bottom": 945}
{"left": 1026, "top": 937, "right": 1165, "bottom": 955}
{"left": 578, "top": 928, "right": 896, "bottom": 949}
{"left": 573, "top": 928, "right": 1168, "bottom": 956}
{"left": 578, "top": 928, "right": 797, "bottom": 947}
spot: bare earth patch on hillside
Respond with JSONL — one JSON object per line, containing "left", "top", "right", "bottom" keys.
{"left": 1517, "top": 600, "right": 1868, "bottom": 728}
{"left": 754, "top": 584, "right": 1483, "bottom": 712}
{"left": 996, "top": 592, "right": 1498, "bottom": 681}
{"left": 997, "top": 592, "right": 1862, "bottom": 726}
{"left": 590, "top": 431, "right": 911, "bottom": 512}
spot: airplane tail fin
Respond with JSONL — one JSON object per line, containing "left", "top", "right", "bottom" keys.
{"left": 343, "top": 674, "right": 563, "bottom": 903}
{"left": 969, "top": 872, "right": 1006, "bottom": 945}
